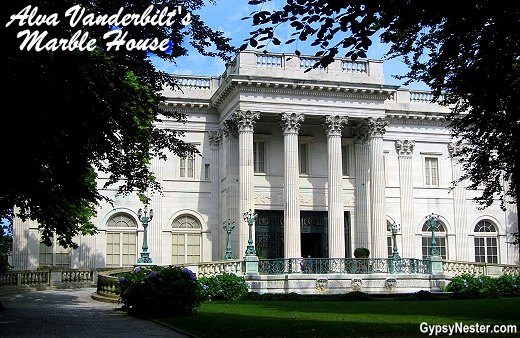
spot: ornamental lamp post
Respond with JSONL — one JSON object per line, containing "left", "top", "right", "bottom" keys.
{"left": 425, "top": 213, "right": 441, "bottom": 257}
{"left": 391, "top": 222, "right": 401, "bottom": 260}
{"left": 223, "top": 219, "right": 235, "bottom": 260}
{"left": 243, "top": 209, "right": 258, "bottom": 256}
{"left": 136, "top": 205, "right": 154, "bottom": 265}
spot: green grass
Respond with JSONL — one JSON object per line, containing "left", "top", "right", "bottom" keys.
{"left": 159, "top": 298, "right": 520, "bottom": 338}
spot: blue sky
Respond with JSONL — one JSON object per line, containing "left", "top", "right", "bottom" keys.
{"left": 152, "top": 0, "right": 430, "bottom": 90}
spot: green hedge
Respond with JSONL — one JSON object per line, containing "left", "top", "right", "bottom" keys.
{"left": 445, "top": 273, "right": 519, "bottom": 299}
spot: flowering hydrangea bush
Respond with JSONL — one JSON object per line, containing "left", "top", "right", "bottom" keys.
{"left": 198, "top": 272, "right": 250, "bottom": 301}
{"left": 445, "top": 273, "right": 518, "bottom": 299}
{"left": 115, "top": 266, "right": 205, "bottom": 316}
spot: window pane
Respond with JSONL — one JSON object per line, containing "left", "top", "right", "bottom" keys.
{"left": 342, "top": 145, "right": 349, "bottom": 176}
{"left": 299, "top": 143, "right": 308, "bottom": 174}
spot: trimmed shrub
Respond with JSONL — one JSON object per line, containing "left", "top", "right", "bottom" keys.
{"left": 445, "top": 274, "right": 505, "bottom": 299}
{"left": 198, "top": 272, "right": 249, "bottom": 301}
{"left": 116, "top": 266, "right": 205, "bottom": 317}
{"left": 241, "top": 291, "right": 374, "bottom": 302}
{"left": 354, "top": 247, "right": 370, "bottom": 258}
{"left": 495, "top": 274, "right": 520, "bottom": 297}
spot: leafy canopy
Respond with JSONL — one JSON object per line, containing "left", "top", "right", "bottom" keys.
{"left": 2, "top": 0, "right": 234, "bottom": 248}
{"left": 244, "top": 0, "right": 519, "bottom": 213}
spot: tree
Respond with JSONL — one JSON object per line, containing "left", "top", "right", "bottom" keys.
{"left": 0, "top": 218, "right": 13, "bottom": 274}
{"left": 2, "top": 0, "right": 234, "bottom": 248}
{"left": 244, "top": 0, "right": 519, "bottom": 216}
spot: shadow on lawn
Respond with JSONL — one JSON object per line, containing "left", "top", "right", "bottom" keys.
{"left": 161, "top": 298, "right": 520, "bottom": 338}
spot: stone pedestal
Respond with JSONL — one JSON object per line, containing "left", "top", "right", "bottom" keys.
{"left": 244, "top": 255, "right": 259, "bottom": 275}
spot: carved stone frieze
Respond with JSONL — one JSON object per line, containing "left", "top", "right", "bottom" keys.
{"left": 233, "top": 110, "right": 260, "bottom": 132}
{"left": 279, "top": 112, "right": 305, "bottom": 133}
{"left": 208, "top": 130, "right": 222, "bottom": 148}
{"left": 342, "top": 195, "right": 355, "bottom": 207}
{"left": 395, "top": 140, "right": 415, "bottom": 156}
{"left": 321, "top": 115, "right": 348, "bottom": 136}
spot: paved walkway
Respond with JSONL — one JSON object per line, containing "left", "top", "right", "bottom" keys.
{"left": 0, "top": 288, "right": 194, "bottom": 337}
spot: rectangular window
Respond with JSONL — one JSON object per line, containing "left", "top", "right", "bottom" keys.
{"left": 387, "top": 236, "right": 393, "bottom": 258}
{"left": 475, "top": 237, "right": 498, "bottom": 263}
{"left": 253, "top": 141, "right": 266, "bottom": 173}
{"left": 425, "top": 157, "right": 439, "bottom": 186}
{"left": 172, "top": 233, "right": 201, "bottom": 265}
{"left": 39, "top": 241, "right": 70, "bottom": 267}
{"left": 106, "top": 232, "right": 136, "bottom": 267}
{"left": 299, "top": 143, "right": 309, "bottom": 174}
{"left": 341, "top": 145, "right": 349, "bottom": 176}
{"left": 422, "top": 237, "right": 447, "bottom": 259}
{"left": 180, "top": 155, "right": 195, "bottom": 178}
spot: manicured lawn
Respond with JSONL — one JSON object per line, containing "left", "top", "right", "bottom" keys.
{"left": 159, "top": 298, "right": 520, "bottom": 337}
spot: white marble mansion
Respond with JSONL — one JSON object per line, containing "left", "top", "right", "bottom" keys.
{"left": 11, "top": 51, "right": 519, "bottom": 271}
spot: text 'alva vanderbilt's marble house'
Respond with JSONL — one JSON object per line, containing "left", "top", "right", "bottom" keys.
{"left": 11, "top": 51, "right": 519, "bottom": 270}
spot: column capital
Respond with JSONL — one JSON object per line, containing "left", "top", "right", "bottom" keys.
{"left": 222, "top": 119, "right": 238, "bottom": 139}
{"left": 353, "top": 117, "right": 389, "bottom": 143}
{"left": 448, "top": 142, "right": 463, "bottom": 158}
{"left": 233, "top": 110, "right": 260, "bottom": 132}
{"left": 395, "top": 140, "right": 415, "bottom": 156}
{"left": 321, "top": 115, "right": 348, "bottom": 136}
{"left": 279, "top": 112, "right": 305, "bottom": 134}
{"left": 208, "top": 130, "right": 222, "bottom": 148}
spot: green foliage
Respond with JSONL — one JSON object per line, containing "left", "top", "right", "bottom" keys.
{"left": 354, "top": 247, "right": 370, "bottom": 258}
{"left": 198, "top": 273, "right": 249, "bottom": 301}
{"left": 495, "top": 274, "right": 520, "bottom": 297}
{"left": 445, "top": 274, "right": 519, "bottom": 299}
{"left": 0, "top": 220, "right": 13, "bottom": 274}
{"left": 3, "top": 0, "right": 235, "bottom": 248}
{"left": 115, "top": 266, "right": 205, "bottom": 317}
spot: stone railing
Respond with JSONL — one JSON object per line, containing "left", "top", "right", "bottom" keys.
{"left": 410, "top": 90, "right": 444, "bottom": 103}
{"left": 341, "top": 60, "right": 367, "bottom": 73}
{"left": 191, "top": 259, "right": 244, "bottom": 278}
{"left": 299, "top": 57, "right": 324, "bottom": 70}
{"left": 60, "top": 269, "right": 94, "bottom": 283}
{"left": 173, "top": 76, "right": 212, "bottom": 89}
{"left": 258, "top": 258, "right": 431, "bottom": 275}
{"left": 0, "top": 270, "right": 50, "bottom": 287}
{"left": 442, "top": 260, "right": 520, "bottom": 277}
{"left": 255, "top": 54, "right": 283, "bottom": 67}
{"left": 95, "top": 269, "right": 128, "bottom": 300}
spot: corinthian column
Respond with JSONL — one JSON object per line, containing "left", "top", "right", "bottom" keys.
{"left": 368, "top": 117, "right": 389, "bottom": 258}
{"left": 208, "top": 130, "right": 222, "bottom": 260}
{"left": 322, "top": 115, "right": 347, "bottom": 258}
{"left": 353, "top": 121, "right": 371, "bottom": 253}
{"left": 395, "top": 140, "right": 415, "bottom": 258}
{"left": 448, "top": 142, "right": 469, "bottom": 261}
{"left": 233, "top": 110, "right": 260, "bottom": 256}
{"left": 222, "top": 119, "right": 239, "bottom": 258}
{"left": 280, "top": 112, "right": 304, "bottom": 259}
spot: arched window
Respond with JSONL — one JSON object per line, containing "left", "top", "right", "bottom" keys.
{"left": 106, "top": 213, "right": 137, "bottom": 267}
{"left": 474, "top": 220, "right": 498, "bottom": 263}
{"left": 421, "top": 222, "right": 447, "bottom": 259}
{"left": 171, "top": 215, "right": 202, "bottom": 264}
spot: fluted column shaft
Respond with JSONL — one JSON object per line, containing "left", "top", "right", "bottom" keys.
{"left": 280, "top": 113, "right": 304, "bottom": 259}
{"left": 370, "top": 134, "right": 387, "bottom": 258}
{"left": 222, "top": 120, "right": 239, "bottom": 258}
{"left": 396, "top": 140, "right": 415, "bottom": 258}
{"left": 322, "top": 115, "right": 347, "bottom": 258}
{"left": 449, "top": 143, "right": 469, "bottom": 261}
{"left": 209, "top": 130, "right": 222, "bottom": 261}
{"left": 235, "top": 110, "right": 259, "bottom": 257}
{"left": 353, "top": 128, "right": 371, "bottom": 252}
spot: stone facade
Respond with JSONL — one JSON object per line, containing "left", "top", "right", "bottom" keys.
{"left": 11, "top": 51, "right": 519, "bottom": 270}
